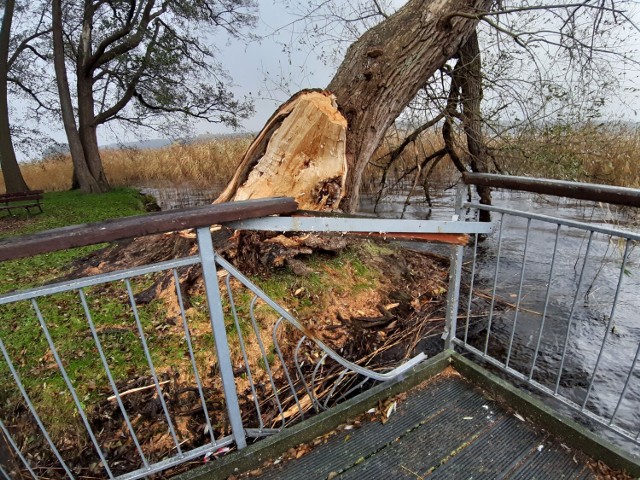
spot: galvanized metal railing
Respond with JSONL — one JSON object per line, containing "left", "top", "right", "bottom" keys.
{"left": 3, "top": 176, "right": 638, "bottom": 479}
{"left": 0, "top": 197, "right": 490, "bottom": 480}
{"left": 453, "top": 174, "right": 640, "bottom": 450}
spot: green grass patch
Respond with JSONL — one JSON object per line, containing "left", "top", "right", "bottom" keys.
{"left": 0, "top": 188, "right": 148, "bottom": 293}
{"left": 0, "top": 188, "right": 154, "bottom": 437}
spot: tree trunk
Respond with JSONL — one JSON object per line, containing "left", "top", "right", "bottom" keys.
{"left": 54, "top": 0, "right": 110, "bottom": 194}
{"left": 77, "top": 78, "right": 111, "bottom": 192}
{"left": 78, "top": 119, "right": 110, "bottom": 192}
{"left": 0, "top": 0, "right": 30, "bottom": 194}
{"left": 77, "top": 65, "right": 110, "bottom": 192}
{"left": 220, "top": 0, "right": 491, "bottom": 212}
{"left": 52, "top": 0, "right": 101, "bottom": 193}
{"left": 457, "top": 30, "right": 491, "bottom": 221}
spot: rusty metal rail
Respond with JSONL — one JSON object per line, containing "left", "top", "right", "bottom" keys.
{"left": 463, "top": 172, "right": 640, "bottom": 207}
{"left": 0, "top": 197, "right": 298, "bottom": 261}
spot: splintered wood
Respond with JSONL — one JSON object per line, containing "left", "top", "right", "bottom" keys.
{"left": 216, "top": 91, "right": 348, "bottom": 211}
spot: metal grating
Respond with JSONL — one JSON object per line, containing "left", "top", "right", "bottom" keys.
{"left": 258, "top": 376, "right": 595, "bottom": 479}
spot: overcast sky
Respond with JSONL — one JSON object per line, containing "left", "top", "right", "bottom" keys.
{"left": 159, "top": 0, "right": 640, "bottom": 140}
{"left": 24, "top": 0, "right": 640, "bottom": 157}
{"left": 98, "top": 0, "right": 338, "bottom": 148}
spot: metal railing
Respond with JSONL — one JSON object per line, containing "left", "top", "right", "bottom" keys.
{"left": 455, "top": 174, "right": 640, "bottom": 450}
{"left": 0, "top": 197, "right": 489, "bottom": 479}
{"left": 2, "top": 175, "right": 639, "bottom": 479}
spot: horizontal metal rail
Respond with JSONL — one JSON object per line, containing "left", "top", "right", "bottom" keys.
{"left": 0, "top": 197, "right": 298, "bottom": 261}
{"left": 464, "top": 202, "right": 640, "bottom": 242}
{"left": 118, "top": 437, "right": 234, "bottom": 480}
{"left": 463, "top": 172, "right": 640, "bottom": 207}
{"left": 0, "top": 256, "right": 200, "bottom": 304}
{"left": 227, "top": 216, "right": 494, "bottom": 234}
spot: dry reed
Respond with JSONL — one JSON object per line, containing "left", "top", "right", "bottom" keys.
{"left": 4, "top": 123, "right": 639, "bottom": 194}
{"left": 495, "top": 123, "right": 640, "bottom": 188}
{"left": 4, "top": 136, "right": 251, "bottom": 193}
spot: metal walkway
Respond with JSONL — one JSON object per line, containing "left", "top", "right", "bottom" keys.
{"left": 257, "top": 374, "right": 595, "bottom": 479}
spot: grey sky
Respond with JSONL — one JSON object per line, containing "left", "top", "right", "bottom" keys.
{"left": 19, "top": 0, "right": 640, "bottom": 159}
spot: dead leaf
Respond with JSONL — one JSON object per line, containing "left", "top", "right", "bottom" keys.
{"left": 385, "top": 401, "right": 397, "bottom": 419}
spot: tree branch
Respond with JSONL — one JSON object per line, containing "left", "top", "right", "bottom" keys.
{"left": 87, "top": 0, "right": 166, "bottom": 72}
{"left": 93, "top": 21, "right": 161, "bottom": 125}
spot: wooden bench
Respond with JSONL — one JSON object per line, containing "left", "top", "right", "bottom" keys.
{"left": 0, "top": 190, "right": 44, "bottom": 216}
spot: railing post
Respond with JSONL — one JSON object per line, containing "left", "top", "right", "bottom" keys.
{"left": 196, "top": 227, "right": 247, "bottom": 449}
{"left": 444, "top": 183, "right": 466, "bottom": 350}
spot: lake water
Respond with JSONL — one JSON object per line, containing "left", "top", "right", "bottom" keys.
{"left": 143, "top": 185, "right": 640, "bottom": 451}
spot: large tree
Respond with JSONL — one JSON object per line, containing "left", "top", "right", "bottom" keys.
{"left": 218, "top": 0, "right": 636, "bottom": 213}
{"left": 0, "top": 0, "right": 36, "bottom": 193}
{"left": 218, "top": 0, "right": 493, "bottom": 211}
{"left": 54, "top": 0, "right": 257, "bottom": 193}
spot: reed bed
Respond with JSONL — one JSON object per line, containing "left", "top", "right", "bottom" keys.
{"left": 3, "top": 123, "right": 640, "bottom": 194}
{"left": 495, "top": 123, "right": 640, "bottom": 188}
{"left": 4, "top": 136, "right": 252, "bottom": 192}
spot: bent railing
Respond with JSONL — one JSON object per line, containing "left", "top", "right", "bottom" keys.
{"left": 4, "top": 175, "right": 638, "bottom": 480}
{"left": 0, "top": 197, "right": 490, "bottom": 480}
{"left": 455, "top": 174, "right": 640, "bottom": 451}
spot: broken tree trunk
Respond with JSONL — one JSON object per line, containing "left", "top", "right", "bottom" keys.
{"left": 216, "top": 90, "right": 348, "bottom": 210}
{"left": 217, "top": 0, "right": 492, "bottom": 212}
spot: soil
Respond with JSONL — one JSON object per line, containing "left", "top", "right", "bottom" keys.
{"left": 3, "top": 230, "right": 451, "bottom": 479}
{"left": 0, "top": 214, "right": 38, "bottom": 236}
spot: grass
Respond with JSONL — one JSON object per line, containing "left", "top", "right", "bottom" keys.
{"left": 0, "top": 186, "right": 389, "bottom": 455}
{"left": 0, "top": 188, "right": 148, "bottom": 291}
{"left": 0, "top": 189, "right": 156, "bottom": 437}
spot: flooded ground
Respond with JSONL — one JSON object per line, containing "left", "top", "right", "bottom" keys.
{"left": 138, "top": 185, "right": 224, "bottom": 210}
{"left": 144, "top": 185, "right": 640, "bottom": 452}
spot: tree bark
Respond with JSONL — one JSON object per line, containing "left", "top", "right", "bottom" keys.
{"left": 0, "top": 0, "right": 30, "bottom": 194}
{"left": 220, "top": 0, "right": 491, "bottom": 212}
{"left": 76, "top": 2, "right": 110, "bottom": 193}
{"left": 457, "top": 30, "right": 491, "bottom": 220}
{"left": 52, "top": 0, "right": 101, "bottom": 193}
{"left": 328, "top": 0, "right": 491, "bottom": 211}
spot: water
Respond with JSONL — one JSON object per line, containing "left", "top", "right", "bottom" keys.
{"left": 364, "top": 188, "right": 640, "bottom": 451}
{"left": 139, "top": 185, "right": 224, "bottom": 210}
{"left": 145, "top": 185, "right": 640, "bottom": 450}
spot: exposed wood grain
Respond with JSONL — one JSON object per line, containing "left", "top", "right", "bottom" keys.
{"left": 217, "top": 91, "right": 348, "bottom": 211}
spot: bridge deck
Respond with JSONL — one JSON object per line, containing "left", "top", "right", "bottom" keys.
{"left": 256, "top": 372, "right": 596, "bottom": 479}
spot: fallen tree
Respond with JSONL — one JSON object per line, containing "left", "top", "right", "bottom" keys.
{"left": 217, "top": 0, "right": 492, "bottom": 212}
